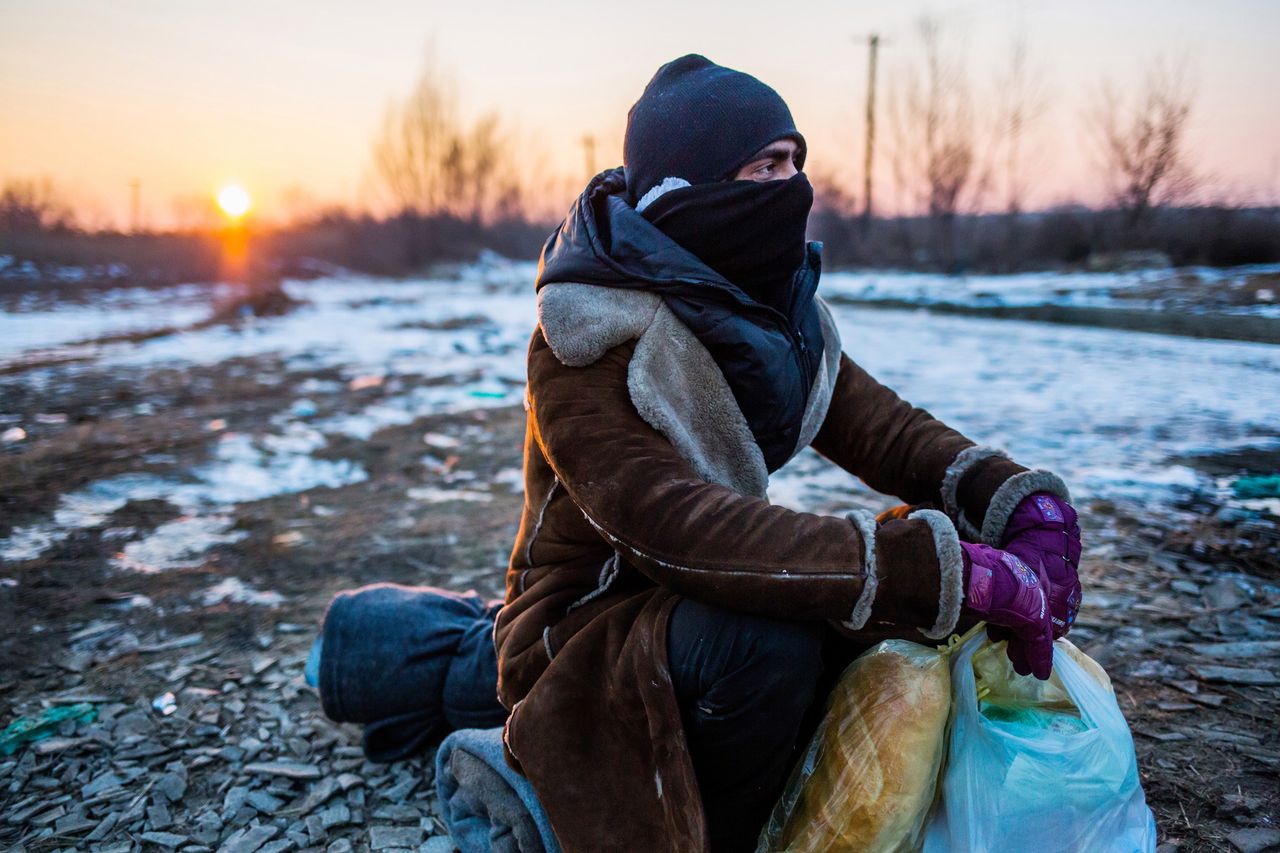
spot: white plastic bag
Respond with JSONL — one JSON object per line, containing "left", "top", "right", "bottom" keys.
{"left": 922, "top": 632, "right": 1157, "bottom": 853}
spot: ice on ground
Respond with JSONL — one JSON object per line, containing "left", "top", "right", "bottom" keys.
{"left": 3, "top": 473, "right": 178, "bottom": 562}
{"left": 117, "top": 516, "right": 248, "bottom": 573}
{"left": 407, "top": 486, "right": 493, "bottom": 503}
{"left": 1074, "top": 465, "right": 1204, "bottom": 504}
{"left": 9, "top": 272, "right": 539, "bottom": 458}
{"left": 772, "top": 305, "right": 1280, "bottom": 514}
{"left": 202, "top": 577, "right": 285, "bottom": 607}
{"left": 1235, "top": 497, "right": 1280, "bottom": 515}
{"left": 422, "top": 432, "right": 462, "bottom": 449}
{"left": 0, "top": 427, "right": 367, "bottom": 566}
{"left": 315, "top": 382, "right": 523, "bottom": 440}
{"left": 0, "top": 283, "right": 222, "bottom": 359}
{"left": 4, "top": 257, "right": 1278, "bottom": 562}
{"left": 821, "top": 263, "right": 1280, "bottom": 317}
{"left": 824, "top": 304, "right": 1280, "bottom": 510}
{"left": 194, "top": 431, "right": 365, "bottom": 504}
{"left": 493, "top": 468, "right": 524, "bottom": 491}
{"left": 406, "top": 462, "right": 521, "bottom": 504}
{"left": 768, "top": 448, "right": 893, "bottom": 515}
{"left": 0, "top": 526, "right": 57, "bottom": 562}
{"left": 102, "top": 272, "right": 538, "bottom": 384}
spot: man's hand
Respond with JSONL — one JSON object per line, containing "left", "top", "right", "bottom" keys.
{"left": 1001, "top": 492, "right": 1082, "bottom": 638}
{"left": 960, "top": 542, "right": 1054, "bottom": 680}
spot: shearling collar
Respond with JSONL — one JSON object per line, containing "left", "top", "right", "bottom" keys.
{"left": 537, "top": 282, "right": 841, "bottom": 499}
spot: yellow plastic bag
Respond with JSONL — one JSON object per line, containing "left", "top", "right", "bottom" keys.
{"left": 758, "top": 639, "right": 952, "bottom": 853}
{"left": 971, "top": 635, "right": 1112, "bottom": 711}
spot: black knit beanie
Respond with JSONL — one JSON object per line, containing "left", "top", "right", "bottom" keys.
{"left": 623, "top": 54, "right": 806, "bottom": 205}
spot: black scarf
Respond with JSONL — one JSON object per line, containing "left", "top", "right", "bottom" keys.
{"left": 639, "top": 173, "right": 814, "bottom": 314}
{"left": 536, "top": 168, "right": 825, "bottom": 472}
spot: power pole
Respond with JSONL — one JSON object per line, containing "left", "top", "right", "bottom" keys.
{"left": 582, "top": 135, "right": 597, "bottom": 180}
{"left": 862, "top": 33, "right": 880, "bottom": 232}
{"left": 129, "top": 179, "right": 141, "bottom": 234}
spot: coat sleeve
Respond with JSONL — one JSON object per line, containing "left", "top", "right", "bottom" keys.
{"left": 810, "top": 353, "right": 1070, "bottom": 545}
{"left": 526, "top": 329, "right": 957, "bottom": 631}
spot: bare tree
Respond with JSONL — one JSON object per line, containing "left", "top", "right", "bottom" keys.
{"left": 450, "top": 114, "right": 522, "bottom": 223}
{"left": 372, "top": 53, "right": 522, "bottom": 224}
{"left": 993, "top": 33, "right": 1047, "bottom": 218}
{"left": 986, "top": 31, "right": 1049, "bottom": 269}
{"left": 1089, "top": 58, "right": 1197, "bottom": 228}
{"left": 372, "top": 54, "right": 457, "bottom": 217}
{"left": 887, "top": 17, "right": 989, "bottom": 268}
{"left": 0, "top": 178, "right": 76, "bottom": 233}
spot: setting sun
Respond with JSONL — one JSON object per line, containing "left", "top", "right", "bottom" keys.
{"left": 217, "top": 184, "right": 251, "bottom": 219}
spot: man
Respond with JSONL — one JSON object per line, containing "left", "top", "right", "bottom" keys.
{"left": 495, "top": 54, "right": 1082, "bottom": 852}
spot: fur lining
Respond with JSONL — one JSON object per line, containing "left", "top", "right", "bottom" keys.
{"left": 979, "top": 469, "right": 1071, "bottom": 546}
{"left": 841, "top": 509, "right": 879, "bottom": 631}
{"left": 629, "top": 304, "right": 769, "bottom": 497}
{"left": 941, "top": 445, "right": 1009, "bottom": 521}
{"left": 790, "top": 299, "right": 843, "bottom": 461}
{"left": 538, "top": 281, "right": 842, "bottom": 502}
{"left": 537, "top": 284, "right": 661, "bottom": 367}
{"left": 635, "top": 177, "right": 690, "bottom": 212}
{"left": 909, "top": 509, "right": 965, "bottom": 640}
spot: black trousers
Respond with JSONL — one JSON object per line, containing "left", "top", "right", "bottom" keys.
{"left": 667, "top": 598, "right": 829, "bottom": 853}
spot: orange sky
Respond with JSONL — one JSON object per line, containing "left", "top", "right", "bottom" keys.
{"left": 2, "top": 0, "right": 1278, "bottom": 229}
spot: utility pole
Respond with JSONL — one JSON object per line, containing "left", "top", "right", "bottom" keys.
{"left": 582, "top": 135, "right": 597, "bottom": 180}
{"left": 129, "top": 179, "right": 141, "bottom": 234}
{"left": 862, "top": 33, "right": 881, "bottom": 232}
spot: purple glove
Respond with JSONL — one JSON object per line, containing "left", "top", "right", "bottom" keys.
{"left": 960, "top": 541, "right": 1054, "bottom": 680}
{"left": 1001, "top": 492, "right": 1082, "bottom": 639}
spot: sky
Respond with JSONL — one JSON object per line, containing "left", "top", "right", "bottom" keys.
{"left": 2, "top": 0, "right": 1278, "bottom": 229}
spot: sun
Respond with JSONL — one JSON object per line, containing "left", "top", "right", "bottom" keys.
{"left": 217, "top": 184, "right": 251, "bottom": 219}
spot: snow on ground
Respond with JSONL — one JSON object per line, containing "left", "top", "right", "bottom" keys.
{"left": 0, "top": 283, "right": 224, "bottom": 358}
{"left": 3, "top": 260, "right": 1279, "bottom": 566}
{"left": 0, "top": 425, "right": 367, "bottom": 565}
{"left": 780, "top": 302, "right": 1280, "bottom": 513}
{"left": 820, "top": 263, "right": 1280, "bottom": 317}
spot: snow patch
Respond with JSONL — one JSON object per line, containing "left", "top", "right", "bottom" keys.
{"left": 202, "top": 577, "right": 285, "bottom": 607}
{"left": 0, "top": 426, "right": 366, "bottom": 566}
{"left": 407, "top": 486, "right": 493, "bottom": 503}
{"left": 116, "top": 516, "right": 248, "bottom": 573}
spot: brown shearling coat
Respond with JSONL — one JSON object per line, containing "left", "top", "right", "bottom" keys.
{"left": 494, "top": 299, "right": 1068, "bottom": 852}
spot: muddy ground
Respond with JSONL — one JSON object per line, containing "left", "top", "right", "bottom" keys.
{"left": 1, "top": 278, "right": 1278, "bottom": 852}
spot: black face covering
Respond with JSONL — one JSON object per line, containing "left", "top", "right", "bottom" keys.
{"left": 639, "top": 173, "right": 814, "bottom": 313}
